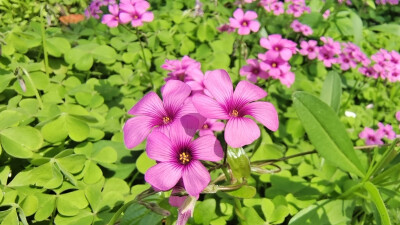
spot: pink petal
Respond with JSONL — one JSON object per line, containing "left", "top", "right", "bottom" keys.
{"left": 145, "top": 162, "right": 182, "bottom": 191}
{"left": 225, "top": 118, "right": 260, "bottom": 148}
{"left": 249, "top": 21, "right": 260, "bottom": 32}
{"left": 211, "top": 121, "right": 225, "bottom": 131}
{"left": 109, "top": 4, "right": 119, "bottom": 15}
{"left": 238, "top": 27, "right": 250, "bottom": 35}
{"left": 123, "top": 116, "right": 157, "bottom": 149}
{"left": 107, "top": 20, "right": 119, "bottom": 28}
{"left": 131, "top": 19, "right": 143, "bottom": 27}
{"left": 102, "top": 14, "right": 115, "bottom": 24}
{"left": 199, "top": 129, "right": 214, "bottom": 136}
{"left": 280, "top": 49, "right": 293, "bottom": 61}
{"left": 233, "top": 80, "right": 267, "bottom": 105}
{"left": 162, "top": 80, "right": 191, "bottom": 114}
{"left": 260, "top": 37, "right": 271, "bottom": 49}
{"left": 182, "top": 160, "right": 210, "bottom": 196}
{"left": 229, "top": 18, "right": 240, "bottom": 28}
{"left": 192, "top": 94, "right": 229, "bottom": 119}
{"left": 191, "top": 135, "right": 224, "bottom": 161}
{"left": 204, "top": 69, "right": 233, "bottom": 105}
{"left": 146, "top": 131, "right": 175, "bottom": 162}
{"left": 168, "top": 116, "right": 198, "bottom": 146}
{"left": 175, "top": 99, "right": 200, "bottom": 119}
{"left": 244, "top": 11, "right": 257, "bottom": 20}
{"left": 169, "top": 187, "right": 187, "bottom": 207}
{"left": 241, "top": 102, "right": 279, "bottom": 131}
{"left": 135, "top": 1, "right": 150, "bottom": 14}
{"left": 233, "top": 8, "right": 244, "bottom": 20}
{"left": 119, "top": 12, "right": 132, "bottom": 24}
{"left": 141, "top": 12, "right": 154, "bottom": 22}
{"left": 128, "top": 92, "right": 166, "bottom": 117}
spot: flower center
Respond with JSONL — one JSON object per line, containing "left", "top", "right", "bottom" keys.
{"left": 133, "top": 15, "right": 139, "bottom": 19}
{"left": 230, "top": 109, "right": 239, "bottom": 117}
{"left": 274, "top": 46, "right": 281, "bottom": 51}
{"left": 252, "top": 69, "right": 259, "bottom": 74}
{"left": 177, "top": 73, "right": 185, "bottom": 81}
{"left": 202, "top": 123, "right": 209, "bottom": 129}
{"left": 163, "top": 116, "right": 171, "bottom": 124}
{"left": 179, "top": 152, "right": 191, "bottom": 165}
{"left": 241, "top": 21, "right": 248, "bottom": 26}
{"left": 272, "top": 62, "right": 277, "bottom": 68}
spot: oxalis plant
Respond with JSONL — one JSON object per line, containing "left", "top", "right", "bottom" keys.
{"left": 0, "top": 0, "right": 400, "bottom": 225}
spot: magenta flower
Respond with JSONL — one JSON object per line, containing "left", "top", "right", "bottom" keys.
{"left": 377, "top": 122, "right": 396, "bottom": 140}
{"left": 300, "top": 24, "right": 313, "bottom": 36}
{"left": 359, "top": 127, "right": 384, "bottom": 145}
{"left": 290, "top": 20, "right": 302, "bottom": 32}
{"left": 269, "top": 2, "right": 284, "bottom": 15}
{"left": 229, "top": 8, "right": 260, "bottom": 35}
{"left": 101, "top": 4, "right": 120, "bottom": 27}
{"left": 199, "top": 119, "right": 225, "bottom": 136}
{"left": 123, "top": 80, "right": 196, "bottom": 148}
{"left": 119, "top": 0, "right": 154, "bottom": 27}
{"left": 217, "top": 24, "right": 235, "bottom": 33}
{"left": 144, "top": 116, "right": 223, "bottom": 196}
{"left": 258, "top": 54, "right": 290, "bottom": 78}
{"left": 169, "top": 187, "right": 197, "bottom": 225}
{"left": 240, "top": 59, "right": 269, "bottom": 82}
{"left": 299, "top": 40, "right": 318, "bottom": 60}
{"left": 323, "top": 10, "right": 330, "bottom": 19}
{"left": 192, "top": 70, "right": 279, "bottom": 148}
{"left": 260, "top": 34, "right": 297, "bottom": 61}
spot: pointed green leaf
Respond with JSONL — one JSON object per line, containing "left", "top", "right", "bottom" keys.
{"left": 364, "top": 181, "right": 391, "bottom": 225}
{"left": 320, "top": 71, "right": 342, "bottom": 113}
{"left": 293, "top": 92, "right": 365, "bottom": 177}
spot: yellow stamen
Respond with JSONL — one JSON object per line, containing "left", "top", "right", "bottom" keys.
{"left": 242, "top": 21, "right": 248, "bottom": 26}
{"left": 231, "top": 109, "right": 239, "bottom": 117}
{"left": 179, "top": 152, "right": 191, "bottom": 164}
{"left": 163, "top": 116, "right": 170, "bottom": 124}
{"left": 202, "top": 124, "right": 209, "bottom": 129}
{"left": 272, "top": 62, "right": 277, "bottom": 68}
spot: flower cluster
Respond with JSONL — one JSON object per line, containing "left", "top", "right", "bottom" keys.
{"left": 375, "top": 0, "right": 399, "bottom": 4}
{"left": 124, "top": 68, "right": 279, "bottom": 223}
{"left": 260, "top": 0, "right": 310, "bottom": 17}
{"left": 290, "top": 20, "right": 313, "bottom": 36}
{"left": 359, "top": 122, "right": 396, "bottom": 145}
{"left": 360, "top": 49, "right": 400, "bottom": 82}
{"left": 240, "top": 34, "right": 297, "bottom": 87}
{"left": 337, "top": 0, "right": 352, "bottom": 5}
{"left": 229, "top": 8, "right": 260, "bottom": 35}
{"left": 86, "top": 0, "right": 154, "bottom": 28}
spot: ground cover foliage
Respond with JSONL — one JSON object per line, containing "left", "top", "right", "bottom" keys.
{"left": 0, "top": 0, "right": 400, "bottom": 224}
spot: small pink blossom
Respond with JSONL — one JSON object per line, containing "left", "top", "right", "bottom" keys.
{"left": 260, "top": 34, "right": 297, "bottom": 61}
{"left": 359, "top": 127, "right": 384, "bottom": 145}
{"left": 240, "top": 59, "right": 269, "bottom": 82}
{"left": 377, "top": 122, "right": 396, "bottom": 140}
{"left": 217, "top": 24, "right": 235, "bottom": 33}
{"left": 192, "top": 70, "right": 279, "bottom": 147}
{"left": 299, "top": 40, "right": 318, "bottom": 60}
{"left": 101, "top": 4, "right": 120, "bottom": 27}
{"left": 229, "top": 8, "right": 260, "bottom": 35}
{"left": 323, "top": 10, "right": 330, "bottom": 19}
{"left": 119, "top": 0, "right": 154, "bottom": 27}
{"left": 290, "top": 20, "right": 302, "bottom": 32}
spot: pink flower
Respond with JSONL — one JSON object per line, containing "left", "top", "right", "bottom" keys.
{"left": 258, "top": 54, "right": 290, "bottom": 77}
{"left": 240, "top": 59, "right": 269, "bottom": 82}
{"left": 229, "top": 8, "right": 260, "bottom": 35}
{"left": 199, "top": 119, "right": 225, "bottom": 136}
{"left": 260, "top": 34, "right": 297, "bottom": 61}
{"left": 323, "top": 10, "right": 330, "bottom": 19}
{"left": 359, "top": 127, "right": 384, "bottom": 145}
{"left": 290, "top": 20, "right": 303, "bottom": 32}
{"left": 192, "top": 70, "right": 279, "bottom": 147}
{"left": 144, "top": 116, "right": 223, "bottom": 196}
{"left": 359, "top": 66, "right": 378, "bottom": 79}
{"left": 101, "top": 4, "right": 120, "bottom": 27}
{"left": 123, "top": 80, "right": 196, "bottom": 148}
{"left": 377, "top": 122, "right": 396, "bottom": 140}
{"left": 270, "top": 2, "right": 284, "bottom": 15}
{"left": 119, "top": 0, "right": 154, "bottom": 27}
{"left": 217, "top": 24, "right": 235, "bottom": 33}
{"left": 338, "top": 53, "right": 357, "bottom": 71}
{"left": 300, "top": 24, "right": 313, "bottom": 36}
{"left": 299, "top": 40, "right": 318, "bottom": 60}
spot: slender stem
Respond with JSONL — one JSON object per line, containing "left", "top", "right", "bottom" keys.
{"left": 221, "top": 166, "right": 231, "bottom": 183}
{"left": 128, "top": 170, "right": 140, "bottom": 187}
{"left": 135, "top": 27, "right": 153, "bottom": 90}
{"left": 234, "top": 198, "right": 245, "bottom": 222}
{"left": 252, "top": 150, "right": 317, "bottom": 167}
{"left": 21, "top": 68, "right": 44, "bottom": 109}
{"left": 237, "top": 35, "right": 244, "bottom": 82}
{"left": 40, "top": 6, "right": 49, "bottom": 78}
{"left": 107, "top": 199, "right": 137, "bottom": 225}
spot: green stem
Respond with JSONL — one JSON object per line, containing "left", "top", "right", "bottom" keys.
{"left": 21, "top": 68, "right": 44, "bottom": 109}
{"left": 221, "top": 167, "right": 231, "bottom": 183}
{"left": 234, "top": 198, "right": 245, "bottom": 222}
{"left": 136, "top": 27, "right": 153, "bottom": 90}
{"left": 107, "top": 199, "right": 137, "bottom": 225}
{"left": 128, "top": 170, "right": 140, "bottom": 187}
{"left": 237, "top": 35, "right": 244, "bottom": 82}
{"left": 40, "top": 6, "right": 49, "bottom": 78}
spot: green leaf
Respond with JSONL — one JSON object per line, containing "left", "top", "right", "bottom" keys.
{"left": 0, "top": 126, "right": 43, "bottom": 158}
{"left": 1, "top": 208, "right": 18, "bottom": 225}
{"left": 136, "top": 152, "right": 156, "bottom": 174}
{"left": 92, "top": 45, "right": 117, "bottom": 64}
{"left": 34, "top": 194, "right": 56, "bottom": 221}
{"left": 92, "top": 146, "right": 117, "bottom": 164}
{"left": 227, "top": 147, "right": 251, "bottom": 180}
{"left": 83, "top": 161, "right": 103, "bottom": 184}
{"left": 288, "top": 199, "right": 355, "bottom": 225}
{"left": 66, "top": 115, "right": 90, "bottom": 142}
{"left": 57, "top": 190, "right": 89, "bottom": 216}
{"left": 20, "top": 195, "right": 38, "bottom": 217}
{"left": 41, "top": 116, "right": 68, "bottom": 143}
{"left": 349, "top": 12, "right": 363, "bottom": 45}
{"left": 364, "top": 181, "right": 391, "bottom": 225}
{"left": 46, "top": 37, "right": 71, "bottom": 57}
{"left": 293, "top": 92, "right": 365, "bottom": 177}
{"left": 119, "top": 203, "right": 163, "bottom": 225}
{"left": 226, "top": 185, "right": 256, "bottom": 198}
{"left": 0, "top": 110, "right": 28, "bottom": 130}
{"left": 54, "top": 208, "right": 94, "bottom": 225}
{"left": 370, "top": 24, "right": 400, "bottom": 36}
{"left": 194, "top": 199, "right": 217, "bottom": 225}
{"left": 320, "top": 71, "right": 342, "bottom": 113}
{"left": 243, "top": 207, "right": 266, "bottom": 225}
